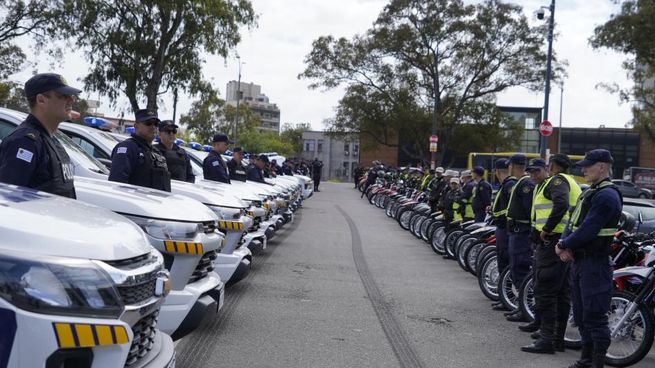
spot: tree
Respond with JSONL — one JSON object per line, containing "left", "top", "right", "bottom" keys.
{"left": 280, "top": 123, "right": 311, "bottom": 155}
{"left": 300, "top": 0, "right": 555, "bottom": 164}
{"left": 223, "top": 103, "right": 261, "bottom": 138}
{"left": 179, "top": 90, "right": 226, "bottom": 143}
{"left": 53, "top": 0, "right": 256, "bottom": 112}
{"left": 0, "top": 81, "right": 29, "bottom": 112}
{"left": 590, "top": 0, "right": 655, "bottom": 141}
{"left": 238, "top": 131, "right": 294, "bottom": 156}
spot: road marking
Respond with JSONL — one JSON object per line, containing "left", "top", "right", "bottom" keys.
{"left": 336, "top": 205, "right": 425, "bottom": 368}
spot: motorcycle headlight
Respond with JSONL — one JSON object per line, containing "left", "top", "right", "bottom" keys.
{"left": 0, "top": 252, "right": 123, "bottom": 319}
{"left": 125, "top": 215, "right": 202, "bottom": 241}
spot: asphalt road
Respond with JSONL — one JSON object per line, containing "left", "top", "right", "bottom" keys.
{"left": 176, "top": 182, "right": 655, "bottom": 368}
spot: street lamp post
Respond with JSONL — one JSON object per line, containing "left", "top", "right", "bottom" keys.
{"left": 234, "top": 57, "right": 243, "bottom": 145}
{"left": 557, "top": 83, "right": 563, "bottom": 153}
{"left": 539, "top": 0, "right": 556, "bottom": 158}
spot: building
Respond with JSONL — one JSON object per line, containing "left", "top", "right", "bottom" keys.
{"left": 301, "top": 131, "right": 360, "bottom": 181}
{"left": 226, "top": 81, "right": 281, "bottom": 134}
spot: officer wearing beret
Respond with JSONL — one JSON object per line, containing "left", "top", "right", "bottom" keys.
{"left": 109, "top": 109, "right": 171, "bottom": 192}
{"left": 203, "top": 134, "right": 232, "bottom": 184}
{"left": 556, "top": 149, "right": 622, "bottom": 368}
{"left": 226, "top": 147, "right": 248, "bottom": 182}
{"left": 490, "top": 159, "right": 517, "bottom": 312}
{"left": 471, "top": 166, "right": 492, "bottom": 222}
{"left": 0, "top": 73, "right": 81, "bottom": 198}
{"left": 246, "top": 154, "right": 269, "bottom": 183}
{"left": 505, "top": 153, "right": 535, "bottom": 322}
{"left": 521, "top": 156, "right": 581, "bottom": 354}
{"left": 154, "top": 120, "right": 195, "bottom": 183}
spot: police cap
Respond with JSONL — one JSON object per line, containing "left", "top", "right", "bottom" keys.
{"left": 472, "top": 166, "right": 485, "bottom": 176}
{"left": 158, "top": 120, "right": 179, "bottom": 131}
{"left": 460, "top": 170, "right": 472, "bottom": 177}
{"left": 551, "top": 153, "right": 572, "bottom": 169}
{"left": 232, "top": 146, "right": 243, "bottom": 153}
{"left": 24, "top": 73, "right": 82, "bottom": 98}
{"left": 576, "top": 149, "right": 614, "bottom": 167}
{"left": 135, "top": 109, "right": 160, "bottom": 123}
{"left": 509, "top": 154, "right": 527, "bottom": 166}
{"left": 436, "top": 167, "right": 445, "bottom": 174}
{"left": 494, "top": 159, "right": 509, "bottom": 170}
{"left": 526, "top": 158, "right": 547, "bottom": 172}
{"left": 258, "top": 154, "right": 270, "bottom": 163}
{"left": 212, "top": 133, "right": 233, "bottom": 144}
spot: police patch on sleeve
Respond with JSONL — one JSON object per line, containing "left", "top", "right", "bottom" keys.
{"left": 522, "top": 185, "right": 531, "bottom": 193}
{"left": 117, "top": 147, "right": 128, "bottom": 154}
{"left": 212, "top": 161, "right": 219, "bottom": 167}
{"left": 16, "top": 148, "right": 34, "bottom": 163}
{"left": 553, "top": 178, "right": 563, "bottom": 186}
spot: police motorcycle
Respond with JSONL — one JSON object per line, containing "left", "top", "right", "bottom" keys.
{"left": 456, "top": 221, "right": 497, "bottom": 274}
{"left": 0, "top": 183, "right": 176, "bottom": 368}
{"left": 0, "top": 108, "right": 227, "bottom": 341}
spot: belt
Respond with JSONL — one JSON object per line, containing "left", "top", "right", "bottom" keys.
{"left": 572, "top": 249, "right": 609, "bottom": 259}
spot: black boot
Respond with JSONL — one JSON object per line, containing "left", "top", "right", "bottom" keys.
{"left": 553, "top": 318, "right": 568, "bottom": 352}
{"left": 591, "top": 353, "right": 605, "bottom": 368}
{"left": 519, "top": 320, "right": 540, "bottom": 332}
{"left": 566, "top": 345, "right": 593, "bottom": 368}
{"left": 521, "top": 338, "right": 555, "bottom": 354}
{"left": 531, "top": 331, "right": 541, "bottom": 340}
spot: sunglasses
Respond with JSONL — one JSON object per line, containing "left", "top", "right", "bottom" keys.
{"left": 141, "top": 120, "right": 160, "bottom": 127}
{"left": 162, "top": 129, "right": 177, "bottom": 134}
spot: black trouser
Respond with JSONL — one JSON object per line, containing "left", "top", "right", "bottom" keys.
{"left": 313, "top": 175, "right": 321, "bottom": 190}
{"left": 508, "top": 224, "right": 532, "bottom": 288}
{"left": 495, "top": 227, "right": 509, "bottom": 274}
{"left": 533, "top": 234, "right": 570, "bottom": 343}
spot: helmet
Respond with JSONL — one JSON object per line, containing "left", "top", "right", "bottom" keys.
{"left": 618, "top": 211, "right": 636, "bottom": 233}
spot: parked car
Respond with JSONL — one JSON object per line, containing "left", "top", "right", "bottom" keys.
{"left": 612, "top": 179, "right": 652, "bottom": 199}
{"left": 622, "top": 197, "right": 655, "bottom": 233}
{"left": 0, "top": 183, "right": 176, "bottom": 368}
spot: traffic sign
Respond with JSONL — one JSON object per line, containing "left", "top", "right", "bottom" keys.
{"left": 430, "top": 135, "right": 439, "bottom": 143}
{"left": 539, "top": 120, "right": 553, "bottom": 137}
{"left": 429, "top": 142, "right": 438, "bottom": 152}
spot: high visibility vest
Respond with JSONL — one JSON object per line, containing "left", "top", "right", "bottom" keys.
{"left": 531, "top": 174, "right": 582, "bottom": 233}
{"left": 461, "top": 181, "right": 475, "bottom": 218}
{"left": 507, "top": 175, "right": 531, "bottom": 224}
{"left": 420, "top": 175, "right": 431, "bottom": 190}
{"left": 453, "top": 201, "right": 463, "bottom": 222}
{"left": 492, "top": 176, "right": 516, "bottom": 218}
{"left": 568, "top": 180, "right": 620, "bottom": 237}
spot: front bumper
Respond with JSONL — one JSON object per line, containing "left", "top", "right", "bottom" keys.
{"left": 170, "top": 283, "right": 224, "bottom": 341}
{"left": 214, "top": 246, "right": 252, "bottom": 286}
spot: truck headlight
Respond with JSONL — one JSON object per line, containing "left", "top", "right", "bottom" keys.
{"left": 207, "top": 205, "right": 243, "bottom": 220}
{"left": 125, "top": 215, "right": 202, "bottom": 240}
{"left": 0, "top": 252, "right": 123, "bottom": 318}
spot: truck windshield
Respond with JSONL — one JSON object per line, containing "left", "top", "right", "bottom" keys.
{"left": 55, "top": 131, "right": 110, "bottom": 175}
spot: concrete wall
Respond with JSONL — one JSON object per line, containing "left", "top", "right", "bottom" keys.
{"left": 301, "top": 131, "right": 359, "bottom": 181}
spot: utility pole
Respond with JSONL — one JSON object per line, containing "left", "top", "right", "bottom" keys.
{"left": 234, "top": 56, "right": 243, "bottom": 145}
{"left": 172, "top": 88, "right": 178, "bottom": 123}
{"left": 557, "top": 84, "right": 563, "bottom": 153}
{"left": 539, "top": 0, "right": 556, "bottom": 158}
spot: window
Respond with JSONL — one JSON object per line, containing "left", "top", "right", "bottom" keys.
{"left": 317, "top": 139, "right": 323, "bottom": 153}
{"left": 69, "top": 136, "right": 109, "bottom": 159}
{"left": 0, "top": 120, "right": 16, "bottom": 140}
{"left": 304, "top": 139, "right": 315, "bottom": 152}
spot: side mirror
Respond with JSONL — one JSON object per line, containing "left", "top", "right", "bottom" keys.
{"left": 638, "top": 211, "right": 644, "bottom": 224}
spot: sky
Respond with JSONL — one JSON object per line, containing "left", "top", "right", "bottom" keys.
{"left": 8, "top": 0, "right": 634, "bottom": 130}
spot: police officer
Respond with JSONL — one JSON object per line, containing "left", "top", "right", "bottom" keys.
{"left": 458, "top": 170, "right": 475, "bottom": 221}
{"left": 471, "top": 166, "right": 492, "bottom": 222}
{"left": 311, "top": 158, "right": 323, "bottom": 191}
{"left": 226, "top": 147, "right": 248, "bottom": 181}
{"left": 429, "top": 167, "right": 447, "bottom": 212}
{"left": 360, "top": 164, "right": 379, "bottom": 198}
{"left": 505, "top": 154, "right": 535, "bottom": 322}
{"left": 442, "top": 177, "right": 463, "bottom": 223}
{"left": 521, "top": 157, "right": 581, "bottom": 354}
{"left": 489, "top": 159, "right": 516, "bottom": 312}
{"left": 556, "top": 149, "right": 622, "bottom": 368}
{"left": 154, "top": 120, "right": 195, "bottom": 183}
{"left": 109, "top": 109, "right": 171, "bottom": 192}
{"left": 0, "top": 73, "right": 81, "bottom": 198}
{"left": 203, "top": 133, "right": 232, "bottom": 184}
{"left": 247, "top": 154, "right": 269, "bottom": 183}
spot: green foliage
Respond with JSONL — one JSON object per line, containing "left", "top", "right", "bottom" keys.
{"left": 238, "top": 130, "right": 294, "bottom": 156}
{"left": 224, "top": 103, "right": 261, "bottom": 138}
{"left": 590, "top": 0, "right": 655, "bottom": 141}
{"left": 52, "top": 0, "right": 256, "bottom": 112}
{"left": 179, "top": 89, "right": 225, "bottom": 144}
{"left": 280, "top": 122, "right": 311, "bottom": 155}
{"left": 300, "top": 0, "right": 554, "bottom": 164}
{"left": 0, "top": 81, "right": 29, "bottom": 112}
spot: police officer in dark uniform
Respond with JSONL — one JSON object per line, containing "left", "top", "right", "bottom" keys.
{"left": 490, "top": 159, "right": 516, "bottom": 312}
{"left": 471, "top": 166, "right": 492, "bottom": 222}
{"left": 226, "top": 147, "right": 248, "bottom": 181}
{"left": 505, "top": 154, "right": 535, "bottom": 322}
{"left": 556, "top": 149, "right": 622, "bottom": 368}
{"left": 458, "top": 171, "right": 475, "bottom": 221}
{"left": 246, "top": 154, "right": 269, "bottom": 183}
{"left": 311, "top": 158, "right": 323, "bottom": 191}
{"left": 203, "top": 134, "right": 232, "bottom": 184}
{"left": 0, "top": 73, "right": 81, "bottom": 198}
{"left": 360, "top": 163, "right": 379, "bottom": 198}
{"left": 154, "top": 120, "right": 195, "bottom": 183}
{"left": 109, "top": 109, "right": 171, "bottom": 192}
{"left": 521, "top": 157, "right": 581, "bottom": 354}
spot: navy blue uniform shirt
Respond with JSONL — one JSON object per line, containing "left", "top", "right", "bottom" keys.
{"left": 108, "top": 134, "right": 152, "bottom": 183}
{"left": 203, "top": 151, "right": 231, "bottom": 184}
{"left": 246, "top": 164, "right": 266, "bottom": 183}
{"left": 473, "top": 179, "right": 492, "bottom": 211}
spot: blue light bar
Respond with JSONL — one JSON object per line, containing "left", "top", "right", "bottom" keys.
{"left": 174, "top": 138, "right": 186, "bottom": 146}
{"left": 203, "top": 145, "right": 212, "bottom": 152}
{"left": 188, "top": 142, "right": 202, "bottom": 150}
{"left": 83, "top": 116, "right": 108, "bottom": 128}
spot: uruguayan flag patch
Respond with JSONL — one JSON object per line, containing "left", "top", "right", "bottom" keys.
{"left": 16, "top": 148, "right": 33, "bottom": 163}
{"left": 117, "top": 147, "right": 128, "bottom": 154}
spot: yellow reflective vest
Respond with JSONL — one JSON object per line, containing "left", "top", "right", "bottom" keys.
{"left": 531, "top": 174, "right": 582, "bottom": 233}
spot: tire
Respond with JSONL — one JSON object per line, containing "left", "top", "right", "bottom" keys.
{"left": 420, "top": 218, "right": 433, "bottom": 241}
{"left": 518, "top": 273, "right": 535, "bottom": 322}
{"left": 368, "top": 192, "right": 377, "bottom": 205}
{"left": 476, "top": 246, "right": 497, "bottom": 276}
{"left": 499, "top": 267, "right": 519, "bottom": 311}
{"left": 427, "top": 220, "right": 441, "bottom": 241}
{"left": 445, "top": 229, "right": 464, "bottom": 259}
{"left": 385, "top": 200, "right": 395, "bottom": 217}
{"left": 605, "top": 291, "right": 655, "bottom": 367}
{"left": 413, "top": 216, "right": 426, "bottom": 238}
{"left": 430, "top": 224, "right": 447, "bottom": 255}
{"left": 638, "top": 193, "right": 647, "bottom": 199}
{"left": 398, "top": 209, "right": 413, "bottom": 230}
{"left": 457, "top": 237, "right": 477, "bottom": 272}
{"left": 465, "top": 241, "right": 487, "bottom": 276}
{"left": 478, "top": 254, "right": 500, "bottom": 301}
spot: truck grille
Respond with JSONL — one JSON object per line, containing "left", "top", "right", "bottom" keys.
{"left": 188, "top": 250, "right": 217, "bottom": 284}
{"left": 125, "top": 310, "right": 158, "bottom": 367}
{"left": 116, "top": 279, "right": 156, "bottom": 305}
{"left": 249, "top": 217, "right": 261, "bottom": 232}
{"left": 203, "top": 220, "right": 217, "bottom": 234}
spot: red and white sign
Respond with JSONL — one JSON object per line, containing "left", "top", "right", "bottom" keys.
{"left": 539, "top": 120, "right": 553, "bottom": 137}
{"left": 429, "top": 135, "right": 439, "bottom": 143}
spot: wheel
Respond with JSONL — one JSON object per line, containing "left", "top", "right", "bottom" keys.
{"left": 476, "top": 246, "right": 497, "bottom": 276}
{"left": 638, "top": 193, "right": 647, "bottom": 199}
{"left": 398, "top": 209, "right": 413, "bottom": 230}
{"left": 445, "top": 229, "right": 464, "bottom": 259}
{"left": 430, "top": 225, "right": 447, "bottom": 255}
{"left": 518, "top": 273, "right": 535, "bottom": 322}
{"left": 499, "top": 267, "right": 519, "bottom": 311}
{"left": 564, "top": 308, "right": 582, "bottom": 350}
{"left": 385, "top": 200, "right": 395, "bottom": 217}
{"left": 465, "top": 241, "right": 486, "bottom": 276}
{"left": 427, "top": 220, "right": 441, "bottom": 241}
{"left": 420, "top": 218, "right": 433, "bottom": 241}
{"left": 413, "top": 216, "right": 426, "bottom": 238}
{"left": 605, "top": 291, "right": 655, "bottom": 367}
{"left": 368, "top": 192, "right": 377, "bottom": 205}
{"left": 457, "top": 237, "right": 477, "bottom": 272}
{"left": 478, "top": 254, "right": 500, "bottom": 301}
